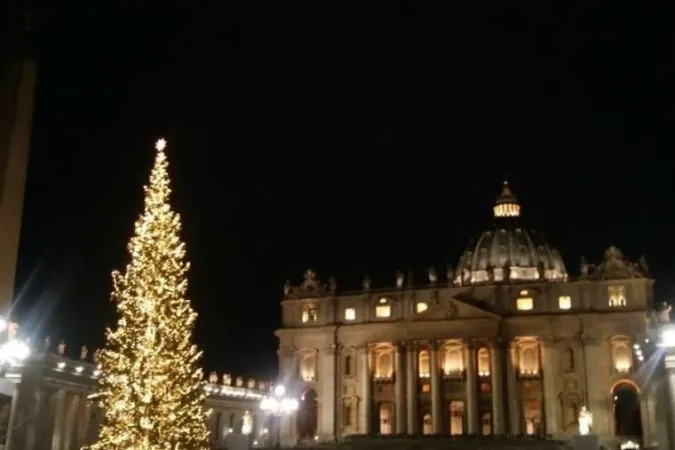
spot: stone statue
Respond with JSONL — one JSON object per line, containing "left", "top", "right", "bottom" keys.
{"left": 283, "top": 280, "right": 290, "bottom": 297}
{"left": 580, "top": 257, "right": 589, "bottom": 277}
{"left": 639, "top": 254, "right": 649, "bottom": 274}
{"left": 209, "top": 371, "right": 218, "bottom": 383}
{"left": 43, "top": 336, "right": 51, "bottom": 352}
{"left": 236, "top": 376, "right": 243, "bottom": 387}
{"left": 362, "top": 275, "right": 371, "bottom": 291}
{"left": 247, "top": 379, "right": 255, "bottom": 389}
{"left": 222, "top": 373, "right": 232, "bottom": 385}
{"left": 80, "top": 346, "right": 88, "bottom": 360}
{"left": 658, "top": 302, "right": 672, "bottom": 324}
{"left": 578, "top": 406, "right": 593, "bottom": 435}
{"left": 428, "top": 266, "right": 438, "bottom": 284}
{"left": 327, "top": 276, "right": 337, "bottom": 295}
{"left": 396, "top": 270, "right": 404, "bottom": 288}
{"left": 242, "top": 410, "right": 253, "bottom": 435}
{"left": 446, "top": 264, "right": 454, "bottom": 283}
{"left": 57, "top": 341, "right": 66, "bottom": 356}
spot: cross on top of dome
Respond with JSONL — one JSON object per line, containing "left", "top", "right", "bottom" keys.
{"left": 493, "top": 180, "right": 521, "bottom": 218}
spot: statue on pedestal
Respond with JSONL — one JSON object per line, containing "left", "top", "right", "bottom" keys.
{"left": 578, "top": 406, "right": 593, "bottom": 435}
{"left": 242, "top": 410, "right": 253, "bottom": 435}
{"left": 658, "top": 302, "right": 672, "bottom": 324}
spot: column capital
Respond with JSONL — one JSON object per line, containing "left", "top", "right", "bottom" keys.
{"left": 323, "top": 344, "right": 338, "bottom": 355}
{"left": 490, "top": 337, "right": 507, "bottom": 349}
{"left": 356, "top": 343, "right": 372, "bottom": 354}
{"left": 541, "top": 336, "right": 561, "bottom": 348}
{"left": 579, "top": 333, "right": 600, "bottom": 346}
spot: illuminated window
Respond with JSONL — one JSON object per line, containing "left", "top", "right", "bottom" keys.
{"left": 379, "top": 404, "right": 393, "bottom": 435}
{"left": 518, "top": 342, "right": 540, "bottom": 375}
{"left": 481, "top": 412, "right": 492, "bottom": 435}
{"left": 344, "top": 308, "right": 356, "bottom": 321}
{"left": 300, "top": 353, "right": 316, "bottom": 382}
{"left": 416, "top": 302, "right": 428, "bottom": 313}
{"left": 421, "top": 384, "right": 431, "bottom": 393}
{"left": 301, "top": 304, "right": 317, "bottom": 323}
{"left": 449, "top": 401, "right": 464, "bottom": 435}
{"left": 477, "top": 348, "right": 490, "bottom": 376}
{"left": 375, "top": 350, "right": 393, "bottom": 378}
{"left": 418, "top": 350, "right": 430, "bottom": 377}
{"left": 558, "top": 296, "right": 571, "bottom": 310}
{"left": 610, "top": 338, "right": 632, "bottom": 373}
{"left": 443, "top": 347, "right": 463, "bottom": 374}
{"left": 517, "top": 297, "right": 533, "bottom": 311}
{"left": 422, "top": 413, "right": 432, "bottom": 434}
{"left": 375, "top": 305, "right": 391, "bottom": 318}
{"left": 608, "top": 286, "right": 626, "bottom": 307}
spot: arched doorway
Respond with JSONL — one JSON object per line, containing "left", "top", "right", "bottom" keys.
{"left": 612, "top": 381, "right": 642, "bottom": 438}
{"left": 296, "top": 389, "right": 318, "bottom": 441}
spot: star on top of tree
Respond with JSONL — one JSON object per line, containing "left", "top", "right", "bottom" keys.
{"left": 155, "top": 138, "right": 167, "bottom": 151}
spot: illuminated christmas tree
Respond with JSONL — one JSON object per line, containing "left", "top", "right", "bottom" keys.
{"left": 91, "top": 139, "right": 210, "bottom": 450}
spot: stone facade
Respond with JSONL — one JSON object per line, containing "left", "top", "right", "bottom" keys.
{"left": 276, "top": 185, "right": 658, "bottom": 448}
{"left": 0, "top": 351, "right": 269, "bottom": 449}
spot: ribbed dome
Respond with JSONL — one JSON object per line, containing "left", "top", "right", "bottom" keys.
{"left": 454, "top": 182, "right": 567, "bottom": 285}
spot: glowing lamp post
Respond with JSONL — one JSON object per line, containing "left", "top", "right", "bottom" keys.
{"left": 260, "top": 385, "right": 298, "bottom": 448}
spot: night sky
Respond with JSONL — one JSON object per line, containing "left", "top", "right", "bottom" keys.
{"left": 5, "top": 2, "right": 675, "bottom": 380}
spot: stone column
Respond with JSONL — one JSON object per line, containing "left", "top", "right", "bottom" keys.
{"left": 51, "top": 389, "right": 67, "bottom": 450}
{"left": 663, "top": 348, "right": 675, "bottom": 448}
{"left": 395, "top": 343, "right": 406, "bottom": 434}
{"left": 541, "top": 338, "right": 560, "bottom": 436}
{"left": 278, "top": 345, "right": 298, "bottom": 446}
{"left": 5, "top": 383, "right": 23, "bottom": 450}
{"left": 582, "top": 334, "right": 608, "bottom": 436}
{"left": 505, "top": 341, "right": 521, "bottom": 435}
{"left": 359, "top": 344, "right": 373, "bottom": 434}
{"left": 639, "top": 395, "right": 651, "bottom": 446}
{"left": 490, "top": 340, "right": 505, "bottom": 434}
{"left": 319, "top": 345, "right": 337, "bottom": 442}
{"left": 465, "top": 341, "right": 478, "bottom": 434}
{"left": 430, "top": 341, "right": 442, "bottom": 434}
{"left": 406, "top": 342, "right": 418, "bottom": 434}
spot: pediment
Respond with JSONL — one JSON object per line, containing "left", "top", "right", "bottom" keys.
{"left": 414, "top": 297, "right": 499, "bottom": 320}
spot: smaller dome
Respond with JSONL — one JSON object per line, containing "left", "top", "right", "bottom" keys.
{"left": 454, "top": 182, "right": 567, "bottom": 285}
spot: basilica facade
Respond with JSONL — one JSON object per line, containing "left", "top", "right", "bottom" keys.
{"left": 276, "top": 182, "right": 656, "bottom": 447}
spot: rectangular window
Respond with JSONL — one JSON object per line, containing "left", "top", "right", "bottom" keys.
{"left": 375, "top": 305, "right": 391, "bottom": 318}
{"left": 301, "top": 305, "right": 317, "bottom": 323}
{"left": 416, "top": 302, "right": 428, "bottom": 313}
{"left": 608, "top": 286, "right": 626, "bottom": 307}
{"left": 558, "top": 295, "right": 571, "bottom": 310}
{"left": 517, "top": 297, "right": 533, "bottom": 311}
{"left": 344, "top": 308, "right": 356, "bottom": 321}
{"left": 421, "top": 384, "right": 431, "bottom": 393}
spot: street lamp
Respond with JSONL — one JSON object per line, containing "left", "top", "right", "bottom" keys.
{"left": 260, "top": 385, "right": 299, "bottom": 448}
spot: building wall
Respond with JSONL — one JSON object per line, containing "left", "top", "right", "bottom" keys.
{"left": 277, "top": 273, "right": 653, "bottom": 445}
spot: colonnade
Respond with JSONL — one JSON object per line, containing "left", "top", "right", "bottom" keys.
{"left": 5, "top": 384, "right": 99, "bottom": 450}
{"left": 356, "top": 338, "right": 560, "bottom": 436}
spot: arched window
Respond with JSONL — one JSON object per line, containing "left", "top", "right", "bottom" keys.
{"left": 519, "top": 343, "right": 539, "bottom": 375}
{"left": 375, "top": 350, "right": 393, "bottom": 378}
{"left": 418, "top": 350, "right": 430, "bottom": 378}
{"left": 610, "top": 338, "right": 632, "bottom": 373}
{"left": 300, "top": 353, "right": 316, "bottom": 382}
{"left": 443, "top": 347, "right": 463, "bottom": 374}
{"left": 477, "top": 348, "right": 490, "bottom": 376}
{"left": 379, "top": 403, "right": 393, "bottom": 434}
{"left": 422, "top": 413, "right": 432, "bottom": 435}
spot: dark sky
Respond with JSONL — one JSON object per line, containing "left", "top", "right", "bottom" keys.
{"left": 5, "top": 2, "right": 675, "bottom": 379}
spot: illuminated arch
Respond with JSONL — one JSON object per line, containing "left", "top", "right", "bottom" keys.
{"left": 610, "top": 378, "right": 641, "bottom": 395}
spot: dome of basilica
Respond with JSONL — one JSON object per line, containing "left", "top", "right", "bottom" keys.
{"left": 454, "top": 182, "right": 567, "bottom": 285}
